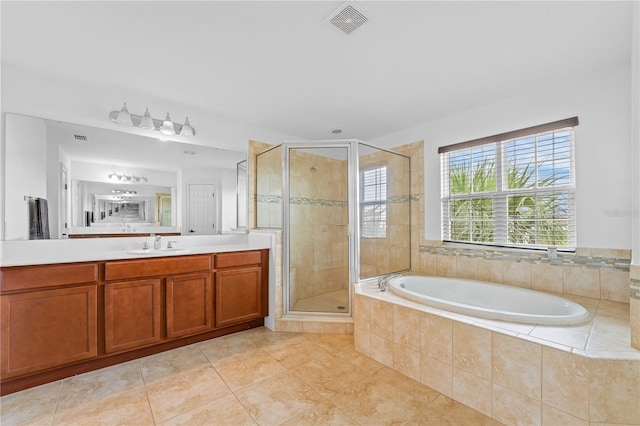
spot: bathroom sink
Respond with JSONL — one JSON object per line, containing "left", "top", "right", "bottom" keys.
{"left": 126, "top": 248, "right": 185, "bottom": 255}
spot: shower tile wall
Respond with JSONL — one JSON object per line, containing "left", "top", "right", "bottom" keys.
{"left": 359, "top": 149, "right": 411, "bottom": 278}
{"left": 391, "top": 141, "right": 425, "bottom": 278}
{"left": 289, "top": 150, "right": 348, "bottom": 300}
{"left": 248, "top": 139, "right": 274, "bottom": 229}
{"left": 255, "top": 145, "right": 283, "bottom": 229}
{"left": 631, "top": 265, "right": 640, "bottom": 349}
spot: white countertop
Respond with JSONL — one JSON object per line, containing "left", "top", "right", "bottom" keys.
{"left": 0, "top": 234, "right": 272, "bottom": 267}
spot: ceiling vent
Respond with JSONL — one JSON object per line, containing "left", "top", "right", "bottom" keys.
{"left": 73, "top": 134, "right": 88, "bottom": 141}
{"left": 327, "top": 1, "right": 371, "bottom": 35}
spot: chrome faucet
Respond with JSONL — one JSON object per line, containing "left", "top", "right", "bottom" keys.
{"left": 377, "top": 273, "right": 402, "bottom": 292}
{"left": 153, "top": 235, "right": 161, "bottom": 250}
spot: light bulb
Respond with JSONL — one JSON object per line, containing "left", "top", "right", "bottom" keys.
{"left": 160, "top": 113, "right": 176, "bottom": 135}
{"left": 116, "top": 102, "right": 132, "bottom": 125}
{"left": 180, "top": 117, "right": 194, "bottom": 136}
{"left": 140, "top": 107, "right": 155, "bottom": 129}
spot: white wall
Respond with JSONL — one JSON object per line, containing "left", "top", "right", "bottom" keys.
{"left": 632, "top": 1, "right": 640, "bottom": 265}
{"left": 1, "top": 64, "right": 300, "bottom": 155}
{"left": 46, "top": 128, "right": 60, "bottom": 237}
{"left": 4, "top": 114, "right": 48, "bottom": 240}
{"left": 370, "top": 63, "right": 633, "bottom": 250}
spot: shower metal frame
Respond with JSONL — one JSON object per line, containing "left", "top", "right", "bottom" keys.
{"left": 281, "top": 140, "right": 411, "bottom": 318}
{"left": 283, "top": 141, "right": 354, "bottom": 318}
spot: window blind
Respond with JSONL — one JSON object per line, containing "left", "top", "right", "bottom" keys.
{"left": 361, "top": 166, "right": 387, "bottom": 238}
{"left": 441, "top": 120, "right": 576, "bottom": 249}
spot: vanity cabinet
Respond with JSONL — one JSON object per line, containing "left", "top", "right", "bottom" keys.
{"left": 166, "top": 272, "right": 212, "bottom": 338}
{"left": 104, "top": 279, "right": 162, "bottom": 354}
{"left": 0, "top": 263, "right": 99, "bottom": 379}
{"left": 214, "top": 251, "right": 267, "bottom": 328}
{"left": 0, "top": 248, "right": 269, "bottom": 396}
{"left": 103, "top": 255, "right": 212, "bottom": 350}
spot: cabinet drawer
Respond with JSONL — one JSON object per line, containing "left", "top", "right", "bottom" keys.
{"left": 214, "top": 251, "right": 262, "bottom": 269}
{"left": 104, "top": 255, "right": 212, "bottom": 281}
{"left": 0, "top": 263, "right": 98, "bottom": 292}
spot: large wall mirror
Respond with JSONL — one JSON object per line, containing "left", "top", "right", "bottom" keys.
{"left": 3, "top": 113, "right": 247, "bottom": 240}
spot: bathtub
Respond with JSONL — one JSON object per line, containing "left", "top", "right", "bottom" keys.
{"left": 388, "top": 275, "right": 590, "bottom": 325}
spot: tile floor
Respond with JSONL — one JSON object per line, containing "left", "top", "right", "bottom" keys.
{"left": 0, "top": 328, "right": 501, "bottom": 425}
{"left": 292, "top": 289, "right": 349, "bottom": 313}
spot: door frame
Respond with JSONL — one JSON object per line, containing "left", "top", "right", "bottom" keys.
{"left": 185, "top": 181, "right": 221, "bottom": 236}
{"left": 59, "top": 163, "right": 69, "bottom": 238}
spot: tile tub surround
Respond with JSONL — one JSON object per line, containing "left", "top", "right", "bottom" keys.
{"left": 418, "top": 244, "right": 632, "bottom": 303}
{"left": 354, "top": 282, "right": 640, "bottom": 425}
{"left": 0, "top": 328, "right": 502, "bottom": 426}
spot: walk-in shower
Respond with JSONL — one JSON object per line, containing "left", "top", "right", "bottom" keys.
{"left": 256, "top": 140, "right": 411, "bottom": 317}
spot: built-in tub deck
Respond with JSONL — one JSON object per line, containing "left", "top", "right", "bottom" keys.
{"left": 357, "top": 280, "right": 637, "bottom": 359}
{"left": 354, "top": 280, "right": 640, "bottom": 425}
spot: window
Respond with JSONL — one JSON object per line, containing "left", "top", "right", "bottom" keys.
{"left": 361, "top": 166, "right": 387, "bottom": 238}
{"left": 440, "top": 117, "right": 577, "bottom": 248}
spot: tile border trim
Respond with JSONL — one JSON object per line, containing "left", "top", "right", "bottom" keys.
{"left": 256, "top": 194, "right": 413, "bottom": 206}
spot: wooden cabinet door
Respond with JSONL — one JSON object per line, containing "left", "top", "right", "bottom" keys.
{"left": 1, "top": 286, "right": 97, "bottom": 379}
{"left": 104, "top": 279, "right": 162, "bottom": 354}
{"left": 214, "top": 266, "right": 262, "bottom": 328}
{"left": 166, "top": 273, "right": 212, "bottom": 339}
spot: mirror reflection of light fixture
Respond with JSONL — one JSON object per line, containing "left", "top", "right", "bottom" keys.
{"left": 180, "top": 117, "right": 194, "bottom": 136}
{"left": 109, "top": 104, "right": 196, "bottom": 136}
{"left": 115, "top": 102, "right": 132, "bottom": 125}
{"left": 160, "top": 113, "right": 176, "bottom": 135}
{"left": 140, "top": 107, "right": 155, "bottom": 130}
{"left": 108, "top": 172, "right": 147, "bottom": 183}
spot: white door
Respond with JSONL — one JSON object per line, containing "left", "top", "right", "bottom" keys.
{"left": 188, "top": 184, "right": 217, "bottom": 235}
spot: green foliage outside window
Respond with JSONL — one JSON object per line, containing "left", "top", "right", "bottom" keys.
{"left": 448, "top": 159, "right": 570, "bottom": 246}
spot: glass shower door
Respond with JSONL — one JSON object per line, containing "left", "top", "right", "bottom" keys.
{"left": 358, "top": 143, "right": 411, "bottom": 279}
{"left": 285, "top": 145, "right": 350, "bottom": 315}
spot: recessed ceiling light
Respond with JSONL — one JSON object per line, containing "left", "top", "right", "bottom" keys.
{"left": 330, "top": 128, "right": 343, "bottom": 134}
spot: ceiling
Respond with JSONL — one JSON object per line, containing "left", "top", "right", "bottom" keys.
{"left": 1, "top": 1, "right": 633, "bottom": 142}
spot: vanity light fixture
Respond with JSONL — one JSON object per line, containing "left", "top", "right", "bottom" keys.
{"left": 109, "top": 103, "right": 196, "bottom": 136}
